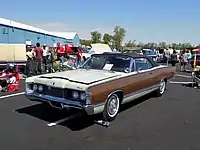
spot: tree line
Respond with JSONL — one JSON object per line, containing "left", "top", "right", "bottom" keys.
{"left": 80, "top": 26, "right": 199, "bottom": 50}
{"left": 124, "top": 41, "right": 199, "bottom": 50}
{"left": 80, "top": 26, "right": 126, "bottom": 50}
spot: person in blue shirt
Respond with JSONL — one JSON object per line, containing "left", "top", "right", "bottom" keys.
{"left": 187, "top": 50, "right": 192, "bottom": 62}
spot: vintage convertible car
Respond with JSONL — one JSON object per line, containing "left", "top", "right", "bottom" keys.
{"left": 25, "top": 53, "right": 176, "bottom": 121}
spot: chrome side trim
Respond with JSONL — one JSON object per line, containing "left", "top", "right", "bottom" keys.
{"left": 124, "top": 84, "right": 159, "bottom": 98}
{"left": 92, "top": 84, "right": 160, "bottom": 114}
{"left": 122, "top": 84, "right": 159, "bottom": 104}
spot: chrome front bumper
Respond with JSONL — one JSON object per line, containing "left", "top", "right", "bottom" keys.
{"left": 25, "top": 93, "right": 105, "bottom": 115}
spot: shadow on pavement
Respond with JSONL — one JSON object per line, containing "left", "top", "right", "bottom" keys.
{"left": 15, "top": 94, "right": 153, "bottom": 131}
{"left": 120, "top": 93, "right": 153, "bottom": 113}
{"left": 15, "top": 103, "right": 95, "bottom": 131}
{"left": 182, "top": 83, "right": 194, "bottom": 88}
{"left": 181, "top": 83, "right": 200, "bottom": 90}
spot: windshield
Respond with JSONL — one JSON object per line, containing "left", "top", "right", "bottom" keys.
{"left": 143, "top": 50, "right": 156, "bottom": 55}
{"left": 80, "top": 55, "right": 132, "bottom": 72}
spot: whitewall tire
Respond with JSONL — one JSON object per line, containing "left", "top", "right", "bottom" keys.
{"left": 155, "top": 79, "right": 166, "bottom": 97}
{"left": 103, "top": 94, "right": 120, "bottom": 121}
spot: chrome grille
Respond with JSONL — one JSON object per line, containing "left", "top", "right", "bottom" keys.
{"left": 39, "top": 85, "right": 65, "bottom": 98}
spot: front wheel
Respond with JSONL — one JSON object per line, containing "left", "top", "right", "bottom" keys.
{"left": 103, "top": 94, "right": 120, "bottom": 121}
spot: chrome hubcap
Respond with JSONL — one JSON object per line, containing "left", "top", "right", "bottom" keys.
{"left": 160, "top": 81, "right": 165, "bottom": 94}
{"left": 107, "top": 96, "right": 119, "bottom": 117}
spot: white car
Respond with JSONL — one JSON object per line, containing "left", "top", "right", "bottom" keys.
{"left": 25, "top": 53, "right": 176, "bottom": 121}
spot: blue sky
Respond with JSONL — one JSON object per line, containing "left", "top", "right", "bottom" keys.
{"left": 0, "top": 0, "right": 200, "bottom": 44}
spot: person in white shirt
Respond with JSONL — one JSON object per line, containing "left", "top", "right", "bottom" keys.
{"left": 165, "top": 49, "right": 170, "bottom": 65}
{"left": 180, "top": 50, "right": 188, "bottom": 71}
{"left": 42, "top": 45, "right": 48, "bottom": 72}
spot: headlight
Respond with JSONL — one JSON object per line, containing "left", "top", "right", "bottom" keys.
{"left": 72, "top": 91, "right": 79, "bottom": 99}
{"left": 33, "top": 84, "right": 37, "bottom": 91}
{"left": 38, "top": 85, "right": 43, "bottom": 92}
{"left": 80, "top": 92, "right": 86, "bottom": 101}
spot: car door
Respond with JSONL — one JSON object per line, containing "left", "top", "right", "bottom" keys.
{"left": 134, "top": 57, "right": 156, "bottom": 89}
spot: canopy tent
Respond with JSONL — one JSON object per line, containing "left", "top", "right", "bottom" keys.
{"left": 192, "top": 48, "right": 200, "bottom": 52}
{"left": 90, "top": 43, "right": 112, "bottom": 54}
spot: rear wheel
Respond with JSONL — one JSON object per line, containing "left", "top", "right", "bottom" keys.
{"left": 103, "top": 94, "right": 120, "bottom": 121}
{"left": 155, "top": 79, "right": 166, "bottom": 97}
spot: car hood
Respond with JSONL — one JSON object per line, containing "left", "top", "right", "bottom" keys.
{"left": 38, "top": 69, "right": 121, "bottom": 85}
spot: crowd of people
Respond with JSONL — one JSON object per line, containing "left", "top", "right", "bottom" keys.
{"left": 0, "top": 45, "right": 196, "bottom": 93}
{"left": 25, "top": 42, "right": 83, "bottom": 76}
{"left": 158, "top": 49, "right": 193, "bottom": 71}
{"left": 25, "top": 44, "right": 195, "bottom": 77}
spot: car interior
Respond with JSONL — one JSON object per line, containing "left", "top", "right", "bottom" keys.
{"left": 134, "top": 58, "right": 153, "bottom": 71}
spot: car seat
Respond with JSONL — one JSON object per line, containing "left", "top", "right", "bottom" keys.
{"left": 111, "top": 59, "right": 130, "bottom": 72}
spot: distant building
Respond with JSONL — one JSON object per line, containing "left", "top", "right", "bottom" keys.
{"left": 54, "top": 32, "right": 80, "bottom": 47}
{"left": 0, "top": 18, "right": 80, "bottom": 46}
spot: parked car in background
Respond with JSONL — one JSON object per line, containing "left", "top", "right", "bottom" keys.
{"left": 63, "top": 55, "right": 77, "bottom": 70}
{"left": 81, "top": 43, "right": 112, "bottom": 60}
{"left": 142, "top": 49, "right": 158, "bottom": 61}
{"left": 123, "top": 49, "right": 142, "bottom": 55}
{"left": 25, "top": 53, "right": 176, "bottom": 121}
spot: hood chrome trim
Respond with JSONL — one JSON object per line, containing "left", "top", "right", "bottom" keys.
{"left": 39, "top": 75, "right": 120, "bottom": 85}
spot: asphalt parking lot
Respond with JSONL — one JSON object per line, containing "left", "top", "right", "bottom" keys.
{"left": 1, "top": 68, "right": 200, "bottom": 150}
